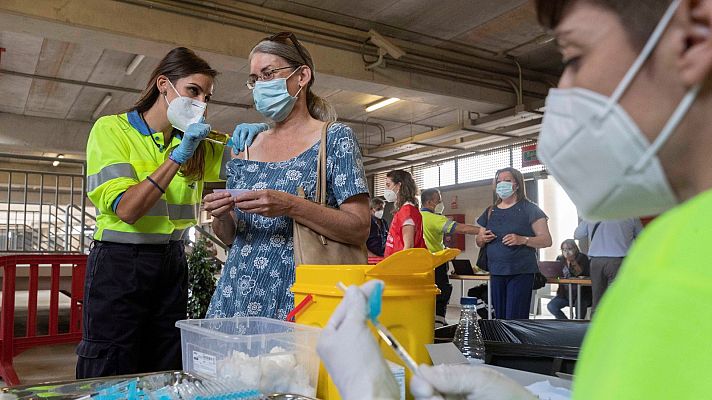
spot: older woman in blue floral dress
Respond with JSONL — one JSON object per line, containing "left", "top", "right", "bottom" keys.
{"left": 202, "top": 32, "right": 370, "bottom": 319}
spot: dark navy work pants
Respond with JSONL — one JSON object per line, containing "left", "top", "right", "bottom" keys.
{"left": 434, "top": 262, "right": 452, "bottom": 318}
{"left": 76, "top": 240, "right": 188, "bottom": 378}
{"left": 490, "top": 273, "right": 535, "bottom": 319}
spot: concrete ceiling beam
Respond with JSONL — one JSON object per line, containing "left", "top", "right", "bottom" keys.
{"left": 365, "top": 133, "right": 539, "bottom": 176}
{"left": 0, "top": 0, "right": 531, "bottom": 111}
{"left": 0, "top": 113, "right": 93, "bottom": 157}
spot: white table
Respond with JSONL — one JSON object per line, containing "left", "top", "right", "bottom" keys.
{"left": 548, "top": 277, "right": 592, "bottom": 319}
{"left": 489, "top": 364, "right": 572, "bottom": 390}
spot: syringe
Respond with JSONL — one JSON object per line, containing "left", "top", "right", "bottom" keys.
{"left": 336, "top": 282, "right": 419, "bottom": 374}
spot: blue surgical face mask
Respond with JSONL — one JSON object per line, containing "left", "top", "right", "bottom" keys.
{"left": 252, "top": 66, "right": 304, "bottom": 122}
{"left": 496, "top": 181, "right": 515, "bottom": 199}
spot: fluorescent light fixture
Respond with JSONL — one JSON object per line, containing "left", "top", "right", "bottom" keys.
{"left": 125, "top": 54, "right": 145, "bottom": 75}
{"left": 53, "top": 154, "right": 64, "bottom": 167}
{"left": 92, "top": 94, "right": 112, "bottom": 120}
{"left": 365, "top": 97, "right": 400, "bottom": 112}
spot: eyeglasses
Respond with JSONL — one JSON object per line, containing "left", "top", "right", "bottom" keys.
{"left": 246, "top": 65, "right": 297, "bottom": 89}
{"left": 245, "top": 31, "right": 310, "bottom": 90}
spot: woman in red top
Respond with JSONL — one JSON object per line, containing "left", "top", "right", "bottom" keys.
{"left": 383, "top": 170, "right": 426, "bottom": 257}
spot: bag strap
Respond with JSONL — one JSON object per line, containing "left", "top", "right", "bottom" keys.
{"left": 590, "top": 222, "right": 601, "bottom": 242}
{"left": 478, "top": 206, "right": 494, "bottom": 249}
{"left": 314, "top": 122, "right": 331, "bottom": 205}
{"left": 486, "top": 206, "right": 493, "bottom": 224}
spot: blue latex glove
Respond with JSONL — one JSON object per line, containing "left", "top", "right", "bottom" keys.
{"left": 231, "top": 123, "right": 269, "bottom": 153}
{"left": 170, "top": 122, "right": 211, "bottom": 164}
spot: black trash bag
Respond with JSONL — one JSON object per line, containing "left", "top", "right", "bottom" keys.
{"left": 436, "top": 319, "right": 590, "bottom": 376}
{"left": 479, "top": 319, "right": 588, "bottom": 347}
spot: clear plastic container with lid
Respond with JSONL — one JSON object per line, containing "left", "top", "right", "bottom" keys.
{"left": 453, "top": 296, "right": 486, "bottom": 363}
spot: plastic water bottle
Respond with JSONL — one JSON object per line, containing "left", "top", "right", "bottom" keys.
{"left": 453, "top": 296, "right": 485, "bottom": 363}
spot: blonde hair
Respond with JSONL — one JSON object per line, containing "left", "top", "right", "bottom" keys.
{"left": 250, "top": 32, "right": 337, "bottom": 122}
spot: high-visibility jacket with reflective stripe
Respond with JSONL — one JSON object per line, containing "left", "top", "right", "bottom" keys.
{"left": 86, "top": 113, "right": 228, "bottom": 244}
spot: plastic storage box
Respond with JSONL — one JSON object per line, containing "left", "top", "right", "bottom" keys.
{"left": 176, "top": 317, "right": 321, "bottom": 397}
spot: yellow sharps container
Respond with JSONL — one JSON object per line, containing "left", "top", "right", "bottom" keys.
{"left": 290, "top": 248, "right": 460, "bottom": 400}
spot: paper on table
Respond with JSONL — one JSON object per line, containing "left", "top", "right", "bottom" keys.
{"left": 525, "top": 380, "right": 572, "bottom": 400}
{"left": 425, "top": 343, "right": 469, "bottom": 366}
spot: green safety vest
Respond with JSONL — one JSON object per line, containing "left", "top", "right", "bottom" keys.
{"left": 573, "top": 189, "right": 712, "bottom": 399}
{"left": 421, "top": 209, "right": 457, "bottom": 253}
{"left": 86, "top": 113, "right": 228, "bottom": 244}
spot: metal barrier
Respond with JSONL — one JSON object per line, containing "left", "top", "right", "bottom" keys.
{"left": 0, "top": 254, "right": 86, "bottom": 385}
{"left": 0, "top": 153, "right": 93, "bottom": 254}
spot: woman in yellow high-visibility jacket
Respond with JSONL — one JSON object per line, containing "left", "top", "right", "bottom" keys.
{"left": 79, "top": 47, "right": 226, "bottom": 378}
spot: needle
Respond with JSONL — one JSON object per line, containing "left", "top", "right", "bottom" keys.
{"left": 336, "top": 282, "right": 419, "bottom": 374}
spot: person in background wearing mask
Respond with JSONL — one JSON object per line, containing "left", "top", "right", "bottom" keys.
{"left": 475, "top": 167, "right": 552, "bottom": 320}
{"left": 548, "top": 239, "right": 592, "bottom": 319}
{"left": 317, "top": 1, "right": 712, "bottom": 398}
{"left": 202, "top": 32, "right": 370, "bottom": 320}
{"left": 366, "top": 197, "right": 389, "bottom": 257}
{"left": 383, "top": 170, "right": 426, "bottom": 257}
{"left": 80, "top": 48, "right": 227, "bottom": 378}
{"left": 574, "top": 218, "right": 642, "bottom": 312}
{"left": 420, "top": 188, "right": 480, "bottom": 326}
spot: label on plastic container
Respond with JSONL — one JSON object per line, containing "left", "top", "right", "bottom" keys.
{"left": 192, "top": 351, "right": 217, "bottom": 377}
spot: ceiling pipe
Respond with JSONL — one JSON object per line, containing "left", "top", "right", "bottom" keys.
{"left": 507, "top": 56, "right": 524, "bottom": 105}
{"left": 363, "top": 111, "right": 543, "bottom": 165}
{"left": 365, "top": 134, "right": 539, "bottom": 176}
{"left": 338, "top": 117, "right": 386, "bottom": 146}
{"left": 1, "top": 67, "right": 396, "bottom": 149}
{"left": 0, "top": 68, "right": 252, "bottom": 109}
{"left": 366, "top": 115, "right": 442, "bottom": 130}
{"left": 116, "top": 0, "right": 555, "bottom": 91}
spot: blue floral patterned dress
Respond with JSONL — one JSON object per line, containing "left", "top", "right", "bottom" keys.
{"left": 206, "top": 123, "right": 369, "bottom": 319}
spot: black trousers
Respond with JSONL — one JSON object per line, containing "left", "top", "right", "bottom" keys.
{"left": 76, "top": 241, "right": 188, "bottom": 379}
{"left": 434, "top": 262, "right": 452, "bottom": 318}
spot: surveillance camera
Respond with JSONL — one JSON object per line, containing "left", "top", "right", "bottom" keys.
{"left": 368, "top": 29, "right": 406, "bottom": 60}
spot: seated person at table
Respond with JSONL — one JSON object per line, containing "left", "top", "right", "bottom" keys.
{"left": 547, "top": 239, "right": 592, "bottom": 319}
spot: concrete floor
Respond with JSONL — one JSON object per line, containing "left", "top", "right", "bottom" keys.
{"left": 0, "top": 290, "right": 76, "bottom": 387}
{"left": 7, "top": 343, "right": 77, "bottom": 386}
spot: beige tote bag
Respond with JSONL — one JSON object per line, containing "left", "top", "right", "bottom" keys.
{"left": 292, "top": 122, "right": 368, "bottom": 265}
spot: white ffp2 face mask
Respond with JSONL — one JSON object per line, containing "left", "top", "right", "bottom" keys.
{"left": 383, "top": 189, "right": 397, "bottom": 203}
{"left": 434, "top": 203, "right": 445, "bottom": 215}
{"left": 165, "top": 80, "right": 207, "bottom": 132}
{"left": 374, "top": 209, "right": 384, "bottom": 219}
{"left": 538, "top": 0, "right": 701, "bottom": 221}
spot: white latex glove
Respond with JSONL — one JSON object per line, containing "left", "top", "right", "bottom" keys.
{"left": 410, "top": 364, "right": 536, "bottom": 400}
{"left": 317, "top": 280, "right": 400, "bottom": 400}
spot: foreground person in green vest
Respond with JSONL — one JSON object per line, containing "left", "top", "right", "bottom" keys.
{"left": 318, "top": 0, "right": 712, "bottom": 398}
{"left": 79, "top": 47, "right": 229, "bottom": 378}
